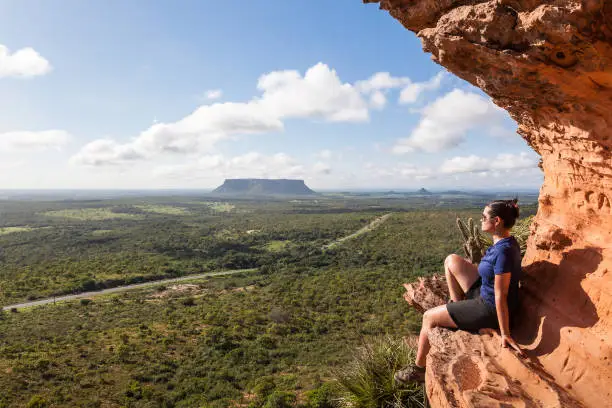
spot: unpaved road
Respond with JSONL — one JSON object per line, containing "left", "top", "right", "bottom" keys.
{"left": 2, "top": 268, "right": 258, "bottom": 311}
{"left": 323, "top": 213, "right": 392, "bottom": 250}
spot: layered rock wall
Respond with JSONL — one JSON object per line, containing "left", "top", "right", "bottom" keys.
{"left": 366, "top": 1, "right": 612, "bottom": 406}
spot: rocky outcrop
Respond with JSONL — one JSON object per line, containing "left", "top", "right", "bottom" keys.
{"left": 404, "top": 277, "right": 585, "bottom": 407}
{"left": 212, "top": 179, "right": 316, "bottom": 196}
{"left": 365, "top": 1, "right": 612, "bottom": 406}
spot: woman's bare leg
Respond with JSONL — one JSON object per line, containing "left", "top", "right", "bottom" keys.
{"left": 415, "top": 304, "right": 457, "bottom": 367}
{"left": 444, "top": 254, "right": 479, "bottom": 302}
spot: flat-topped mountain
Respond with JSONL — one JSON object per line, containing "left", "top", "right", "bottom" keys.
{"left": 415, "top": 188, "right": 432, "bottom": 195}
{"left": 212, "top": 179, "right": 316, "bottom": 196}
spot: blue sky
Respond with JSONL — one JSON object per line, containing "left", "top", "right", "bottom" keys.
{"left": 0, "top": 0, "right": 542, "bottom": 190}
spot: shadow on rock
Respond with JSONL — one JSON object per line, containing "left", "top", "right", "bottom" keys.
{"left": 514, "top": 247, "right": 602, "bottom": 357}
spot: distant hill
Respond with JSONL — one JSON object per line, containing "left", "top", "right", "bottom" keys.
{"left": 416, "top": 188, "right": 433, "bottom": 195}
{"left": 212, "top": 179, "right": 316, "bottom": 196}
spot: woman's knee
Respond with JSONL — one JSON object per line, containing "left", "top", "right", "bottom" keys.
{"left": 444, "top": 254, "right": 462, "bottom": 269}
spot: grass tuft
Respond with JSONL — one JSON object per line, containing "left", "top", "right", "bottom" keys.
{"left": 334, "top": 336, "right": 427, "bottom": 408}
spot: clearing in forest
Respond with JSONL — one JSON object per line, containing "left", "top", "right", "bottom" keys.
{"left": 134, "top": 204, "right": 190, "bottom": 215}
{"left": 41, "top": 208, "right": 144, "bottom": 220}
{"left": 0, "top": 226, "right": 36, "bottom": 235}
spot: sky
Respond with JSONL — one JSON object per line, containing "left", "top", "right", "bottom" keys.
{"left": 0, "top": 0, "right": 543, "bottom": 191}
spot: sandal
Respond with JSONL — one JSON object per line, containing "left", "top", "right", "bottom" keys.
{"left": 394, "top": 365, "right": 425, "bottom": 384}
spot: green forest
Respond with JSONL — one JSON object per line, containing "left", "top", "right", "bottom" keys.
{"left": 0, "top": 195, "right": 537, "bottom": 407}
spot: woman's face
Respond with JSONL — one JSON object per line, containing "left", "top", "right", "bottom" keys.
{"left": 480, "top": 206, "right": 497, "bottom": 233}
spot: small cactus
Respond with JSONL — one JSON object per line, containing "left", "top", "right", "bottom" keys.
{"left": 456, "top": 217, "right": 488, "bottom": 264}
{"left": 456, "top": 215, "right": 533, "bottom": 263}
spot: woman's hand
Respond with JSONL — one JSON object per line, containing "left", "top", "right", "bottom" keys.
{"left": 500, "top": 334, "right": 524, "bottom": 356}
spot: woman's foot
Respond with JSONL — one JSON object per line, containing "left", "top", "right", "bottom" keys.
{"left": 394, "top": 365, "right": 425, "bottom": 384}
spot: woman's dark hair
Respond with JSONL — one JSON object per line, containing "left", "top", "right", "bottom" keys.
{"left": 488, "top": 198, "right": 520, "bottom": 228}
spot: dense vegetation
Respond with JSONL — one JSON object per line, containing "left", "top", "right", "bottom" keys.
{"left": 0, "top": 198, "right": 381, "bottom": 304}
{"left": 0, "top": 195, "right": 537, "bottom": 407}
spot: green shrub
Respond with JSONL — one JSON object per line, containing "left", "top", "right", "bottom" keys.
{"left": 334, "top": 336, "right": 426, "bottom": 408}
{"left": 263, "top": 391, "right": 296, "bottom": 408}
{"left": 253, "top": 376, "right": 276, "bottom": 399}
{"left": 26, "top": 395, "right": 48, "bottom": 408}
{"left": 182, "top": 297, "right": 196, "bottom": 306}
{"left": 124, "top": 380, "right": 143, "bottom": 400}
{"left": 305, "top": 383, "right": 336, "bottom": 408}
{"left": 511, "top": 215, "right": 533, "bottom": 256}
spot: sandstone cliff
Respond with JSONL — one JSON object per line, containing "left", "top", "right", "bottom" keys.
{"left": 365, "top": 1, "right": 612, "bottom": 406}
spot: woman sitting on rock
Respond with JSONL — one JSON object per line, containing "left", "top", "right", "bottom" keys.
{"left": 396, "top": 199, "right": 524, "bottom": 384}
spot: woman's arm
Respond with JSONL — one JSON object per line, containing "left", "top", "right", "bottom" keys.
{"left": 494, "top": 273, "right": 523, "bottom": 354}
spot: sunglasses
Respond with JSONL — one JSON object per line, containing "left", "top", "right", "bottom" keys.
{"left": 480, "top": 214, "right": 498, "bottom": 222}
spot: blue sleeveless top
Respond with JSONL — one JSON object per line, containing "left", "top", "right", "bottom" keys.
{"left": 477, "top": 236, "right": 522, "bottom": 309}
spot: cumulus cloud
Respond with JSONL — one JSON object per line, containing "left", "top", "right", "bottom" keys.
{"left": 0, "top": 44, "right": 52, "bottom": 78}
{"left": 69, "top": 139, "right": 144, "bottom": 166}
{"left": 154, "top": 152, "right": 305, "bottom": 180}
{"left": 373, "top": 164, "right": 433, "bottom": 180}
{"left": 205, "top": 89, "right": 223, "bottom": 100}
{"left": 72, "top": 63, "right": 369, "bottom": 166}
{"left": 0, "top": 130, "right": 70, "bottom": 151}
{"left": 355, "top": 72, "right": 411, "bottom": 93}
{"left": 369, "top": 91, "right": 387, "bottom": 110}
{"left": 440, "top": 152, "right": 538, "bottom": 174}
{"left": 398, "top": 72, "right": 444, "bottom": 104}
{"left": 133, "top": 102, "right": 284, "bottom": 154}
{"left": 257, "top": 62, "right": 368, "bottom": 122}
{"left": 392, "top": 89, "right": 510, "bottom": 154}
{"left": 313, "top": 161, "right": 331, "bottom": 175}
{"left": 356, "top": 71, "right": 444, "bottom": 109}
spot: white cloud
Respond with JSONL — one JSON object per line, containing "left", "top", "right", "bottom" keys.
{"left": 316, "top": 149, "right": 332, "bottom": 160}
{"left": 398, "top": 72, "right": 444, "bottom": 104}
{"left": 72, "top": 63, "right": 369, "bottom": 166}
{"left": 440, "top": 155, "right": 490, "bottom": 174}
{"left": 0, "top": 44, "right": 52, "bottom": 78}
{"left": 313, "top": 161, "right": 331, "bottom": 175}
{"left": 355, "top": 72, "right": 411, "bottom": 93}
{"left": 392, "top": 89, "right": 510, "bottom": 154}
{"left": 440, "top": 152, "right": 538, "bottom": 174}
{"left": 205, "top": 89, "right": 223, "bottom": 100}
{"left": 355, "top": 72, "right": 411, "bottom": 110}
{"left": 0, "top": 130, "right": 70, "bottom": 151}
{"left": 154, "top": 152, "right": 305, "bottom": 180}
{"left": 372, "top": 163, "right": 433, "bottom": 180}
{"left": 69, "top": 139, "right": 143, "bottom": 166}
{"left": 257, "top": 62, "right": 368, "bottom": 122}
{"left": 369, "top": 91, "right": 387, "bottom": 110}
{"left": 491, "top": 152, "right": 538, "bottom": 171}
{"left": 132, "top": 102, "right": 284, "bottom": 154}
{"left": 357, "top": 72, "right": 442, "bottom": 109}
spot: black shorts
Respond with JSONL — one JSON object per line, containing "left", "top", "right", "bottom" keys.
{"left": 446, "top": 277, "right": 499, "bottom": 333}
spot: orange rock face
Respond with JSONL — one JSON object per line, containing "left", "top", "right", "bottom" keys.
{"left": 366, "top": 1, "right": 612, "bottom": 406}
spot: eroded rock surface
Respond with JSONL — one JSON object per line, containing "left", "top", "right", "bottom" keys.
{"left": 404, "top": 277, "right": 586, "bottom": 407}
{"left": 367, "top": 1, "right": 612, "bottom": 406}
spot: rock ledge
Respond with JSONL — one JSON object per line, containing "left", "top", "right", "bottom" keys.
{"left": 404, "top": 276, "right": 584, "bottom": 408}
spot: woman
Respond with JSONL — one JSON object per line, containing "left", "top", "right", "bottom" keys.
{"left": 396, "top": 199, "right": 524, "bottom": 384}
